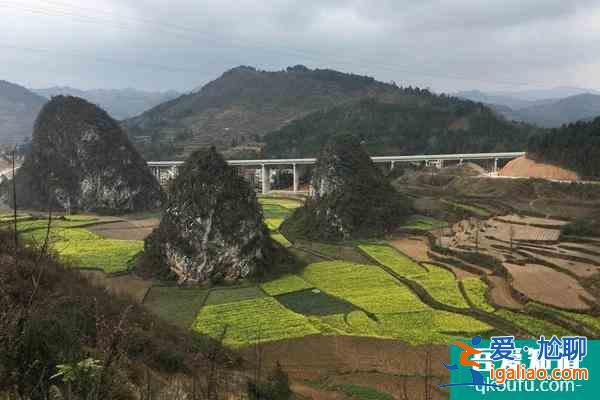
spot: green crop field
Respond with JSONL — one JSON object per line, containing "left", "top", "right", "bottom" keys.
{"left": 191, "top": 260, "right": 492, "bottom": 346}
{"left": 144, "top": 286, "right": 209, "bottom": 328}
{"left": 419, "top": 264, "right": 469, "bottom": 308}
{"left": 301, "top": 261, "right": 429, "bottom": 313}
{"left": 443, "top": 200, "right": 491, "bottom": 217}
{"left": 204, "top": 286, "right": 266, "bottom": 305}
{"left": 259, "top": 197, "right": 295, "bottom": 247}
{"left": 193, "top": 297, "right": 320, "bottom": 347}
{"left": 270, "top": 232, "right": 292, "bottom": 247}
{"left": 462, "top": 277, "right": 495, "bottom": 312}
{"left": 258, "top": 197, "right": 302, "bottom": 210}
{"left": 277, "top": 288, "right": 358, "bottom": 316}
{"left": 265, "top": 218, "right": 284, "bottom": 231}
{"left": 7, "top": 217, "right": 143, "bottom": 273}
{"left": 260, "top": 274, "right": 313, "bottom": 296}
{"left": 495, "top": 309, "right": 575, "bottom": 337}
{"left": 359, "top": 244, "right": 427, "bottom": 278}
{"left": 400, "top": 215, "right": 448, "bottom": 231}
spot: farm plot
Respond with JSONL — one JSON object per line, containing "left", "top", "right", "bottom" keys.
{"left": 504, "top": 263, "right": 595, "bottom": 310}
{"left": 400, "top": 215, "right": 448, "bottom": 231}
{"left": 12, "top": 218, "right": 143, "bottom": 273}
{"left": 260, "top": 274, "right": 313, "bottom": 296}
{"left": 270, "top": 232, "right": 292, "bottom": 247}
{"left": 193, "top": 297, "right": 319, "bottom": 347}
{"left": 462, "top": 277, "right": 495, "bottom": 312}
{"left": 144, "top": 286, "right": 209, "bottom": 328}
{"left": 389, "top": 236, "right": 432, "bottom": 262}
{"left": 259, "top": 197, "right": 297, "bottom": 247}
{"left": 442, "top": 200, "right": 491, "bottom": 217}
{"left": 300, "top": 261, "right": 429, "bottom": 314}
{"left": 495, "top": 309, "right": 575, "bottom": 337}
{"left": 419, "top": 264, "right": 469, "bottom": 308}
{"left": 277, "top": 289, "right": 358, "bottom": 316}
{"left": 205, "top": 286, "right": 266, "bottom": 305}
{"left": 315, "top": 309, "right": 491, "bottom": 345}
{"left": 358, "top": 244, "right": 426, "bottom": 278}
{"left": 297, "top": 240, "right": 373, "bottom": 264}
{"left": 517, "top": 249, "right": 598, "bottom": 278}
{"left": 360, "top": 245, "right": 468, "bottom": 308}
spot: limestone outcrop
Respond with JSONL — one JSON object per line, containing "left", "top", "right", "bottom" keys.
{"left": 144, "top": 148, "right": 272, "bottom": 283}
{"left": 282, "top": 134, "right": 412, "bottom": 240}
{"left": 6, "top": 95, "right": 160, "bottom": 213}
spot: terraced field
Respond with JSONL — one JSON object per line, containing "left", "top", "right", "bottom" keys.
{"left": 359, "top": 244, "right": 468, "bottom": 308}
{"left": 192, "top": 260, "right": 492, "bottom": 347}
{"left": 6, "top": 196, "right": 598, "bottom": 358}
{"left": 194, "top": 296, "right": 320, "bottom": 347}
{"left": 258, "top": 197, "right": 299, "bottom": 248}
{"left": 399, "top": 215, "right": 448, "bottom": 231}
{"left": 3, "top": 215, "right": 143, "bottom": 273}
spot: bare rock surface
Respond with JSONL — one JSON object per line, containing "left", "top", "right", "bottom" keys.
{"left": 5, "top": 95, "right": 160, "bottom": 213}
{"left": 144, "top": 148, "right": 272, "bottom": 283}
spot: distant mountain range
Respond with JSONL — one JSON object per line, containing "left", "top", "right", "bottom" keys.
{"left": 0, "top": 80, "right": 47, "bottom": 145}
{"left": 456, "top": 87, "right": 600, "bottom": 127}
{"left": 33, "top": 87, "right": 180, "bottom": 120}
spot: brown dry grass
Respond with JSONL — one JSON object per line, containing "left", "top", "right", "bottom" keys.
{"left": 80, "top": 270, "right": 153, "bottom": 303}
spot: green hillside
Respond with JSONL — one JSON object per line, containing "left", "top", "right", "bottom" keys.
{"left": 263, "top": 95, "right": 542, "bottom": 158}
{"left": 528, "top": 117, "right": 600, "bottom": 179}
{"left": 121, "top": 65, "right": 403, "bottom": 160}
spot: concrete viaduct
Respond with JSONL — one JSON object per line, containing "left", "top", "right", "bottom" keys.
{"left": 147, "top": 151, "right": 525, "bottom": 194}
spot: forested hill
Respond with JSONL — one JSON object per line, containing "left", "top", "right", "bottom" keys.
{"left": 528, "top": 117, "right": 600, "bottom": 179}
{"left": 262, "top": 95, "right": 542, "bottom": 158}
{"left": 122, "top": 65, "right": 402, "bottom": 159}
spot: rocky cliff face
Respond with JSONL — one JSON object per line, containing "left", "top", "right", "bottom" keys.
{"left": 7, "top": 96, "right": 160, "bottom": 212}
{"left": 282, "top": 135, "right": 412, "bottom": 240}
{"left": 144, "top": 148, "right": 271, "bottom": 283}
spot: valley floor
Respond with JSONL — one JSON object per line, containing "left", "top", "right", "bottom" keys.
{"left": 2, "top": 185, "right": 600, "bottom": 400}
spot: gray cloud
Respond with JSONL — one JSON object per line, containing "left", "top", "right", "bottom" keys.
{"left": 2, "top": 0, "right": 600, "bottom": 93}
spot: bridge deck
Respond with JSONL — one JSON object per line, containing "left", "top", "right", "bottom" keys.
{"left": 147, "top": 152, "right": 525, "bottom": 167}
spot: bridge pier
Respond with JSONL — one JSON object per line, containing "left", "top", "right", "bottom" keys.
{"left": 293, "top": 163, "right": 299, "bottom": 192}
{"left": 493, "top": 158, "right": 498, "bottom": 174}
{"left": 261, "top": 164, "right": 270, "bottom": 194}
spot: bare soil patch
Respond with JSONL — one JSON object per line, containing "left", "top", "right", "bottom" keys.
{"left": 504, "top": 263, "right": 595, "bottom": 310}
{"left": 517, "top": 250, "right": 599, "bottom": 278}
{"left": 499, "top": 156, "right": 579, "bottom": 181}
{"left": 240, "top": 335, "right": 448, "bottom": 379}
{"left": 242, "top": 335, "right": 450, "bottom": 400}
{"left": 332, "top": 373, "right": 448, "bottom": 400}
{"left": 487, "top": 276, "right": 523, "bottom": 310}
{"left": 89, "top": 218, "right": 159, "bottom": 240}
{"left": 495, "top": 214, "right": 569, "bottom": 228}
{"left": 389, "top": 236, "right": 432, "bottom": 262}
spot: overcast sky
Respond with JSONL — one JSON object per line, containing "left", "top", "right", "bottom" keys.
{"left": 2, "top": 0, "right": 600, "bottom": 93}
